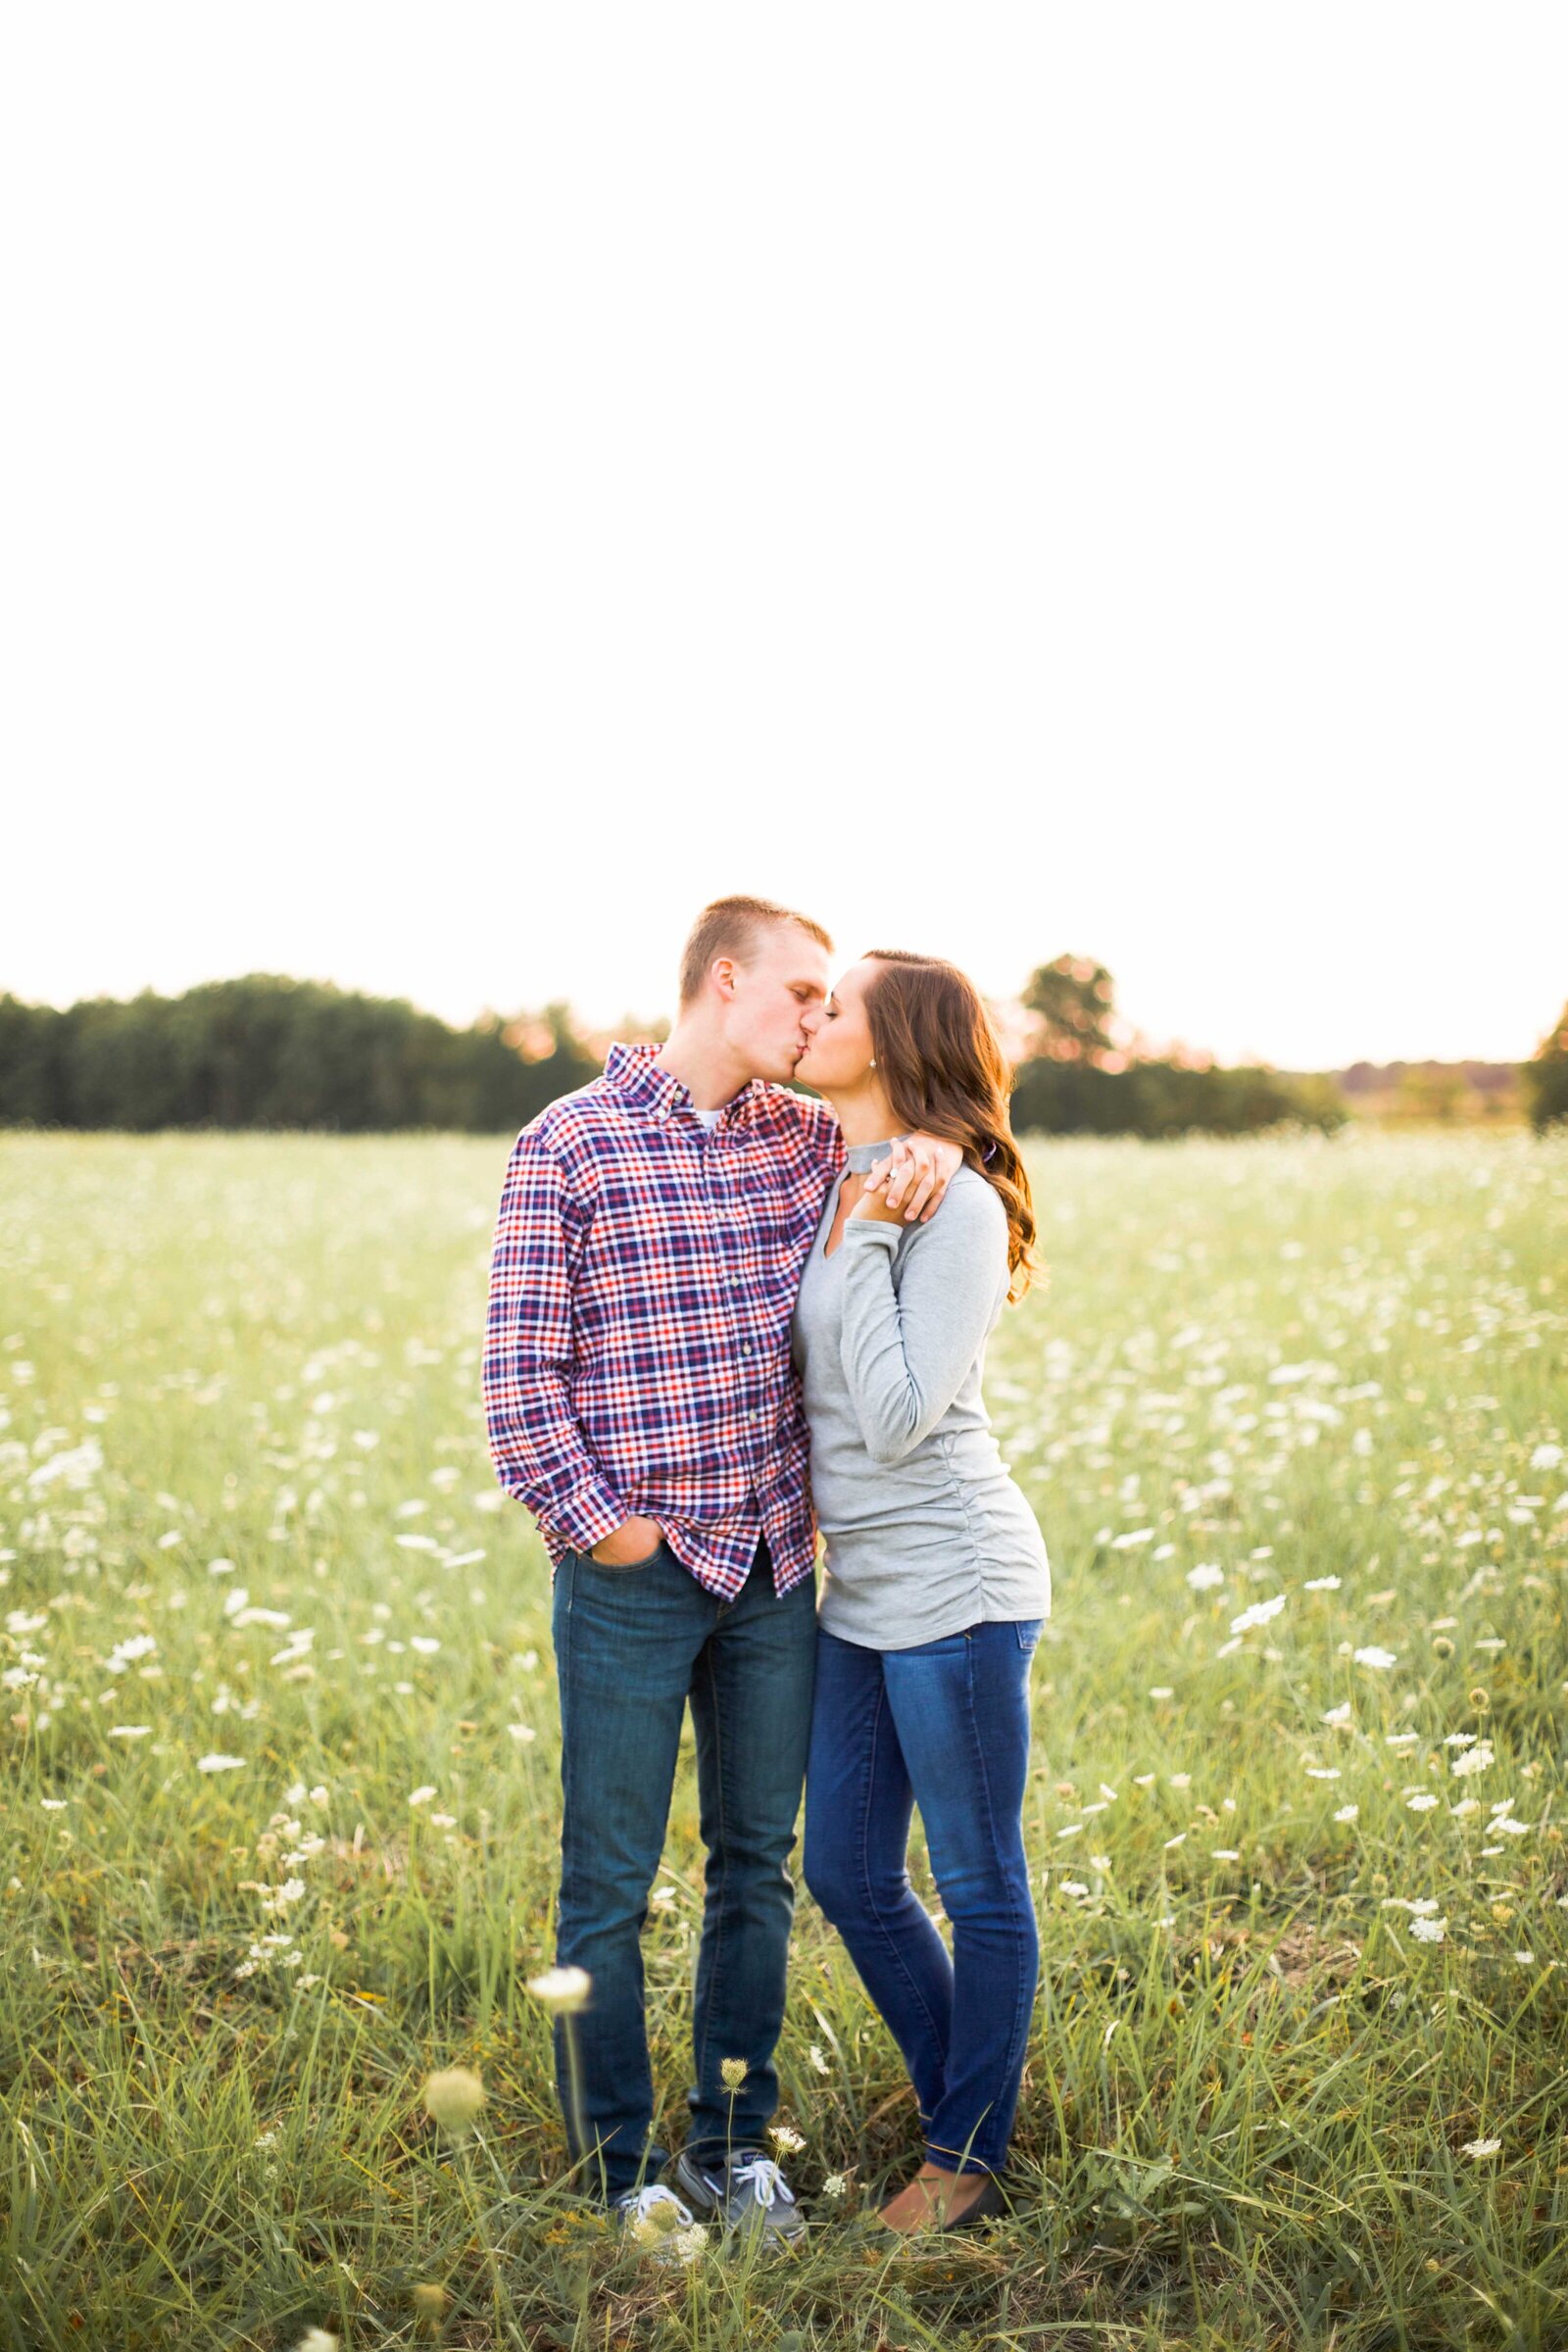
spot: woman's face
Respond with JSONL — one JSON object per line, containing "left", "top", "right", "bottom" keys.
{"left": 796, "top": 960, "right": 878, "bottom": 1093}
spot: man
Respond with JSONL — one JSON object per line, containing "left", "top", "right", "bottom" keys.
{"left": 482, "top": 895, "right": 958, "bottom": 2245}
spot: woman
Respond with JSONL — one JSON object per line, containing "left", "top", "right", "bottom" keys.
{"left": 791, "top": 950, "right": 1050, "bottom": 2233}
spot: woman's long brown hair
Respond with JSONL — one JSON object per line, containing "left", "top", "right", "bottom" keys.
{"left": 860, "top": 950, "right": 1039, "bottom": 1302}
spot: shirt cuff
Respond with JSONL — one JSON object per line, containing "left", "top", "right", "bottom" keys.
{"left": 841, "top": 1218, "right": 901, "bottom": 1252}
{"left": 536, "top": 1481, "right": 628, "bottom": 1553}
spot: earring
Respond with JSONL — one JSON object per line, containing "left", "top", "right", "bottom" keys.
{"left": 868, "top": 1058, "right": 876, "bottom": 1069}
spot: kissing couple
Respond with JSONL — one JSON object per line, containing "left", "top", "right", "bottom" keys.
{"left": 482, "top": 895, "right": 1051, "bottom": 2247}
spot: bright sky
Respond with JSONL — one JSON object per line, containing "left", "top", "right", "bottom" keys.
{"left": 4, "top": 7, "right": 1564, "bottom": 1071}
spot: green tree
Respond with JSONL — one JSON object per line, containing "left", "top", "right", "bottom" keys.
{"left": 1524, "top": 1003, "right": 1568, "bottom": 1133}
{"left": 0, "top": 977, "right": 611, "bottom": 1132}
{"left": 0, "top": 997, "right": 67, "bottom": 1123}
{"left": 1022, "top": 954, "right": 1119, "bottom": 1063}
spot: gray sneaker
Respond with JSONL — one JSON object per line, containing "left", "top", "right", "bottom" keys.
{"left": 611, "top": 2181, "right": 705, "bottom": 2264}
{"left": 671, "top": 2147, "right": 808, "bottom": 2245}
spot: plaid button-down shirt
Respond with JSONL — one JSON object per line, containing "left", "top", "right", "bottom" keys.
{"left": 482, "top": 1042, "right": 845, "bottom": 1598}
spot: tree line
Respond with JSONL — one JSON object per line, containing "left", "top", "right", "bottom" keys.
{"left": 0, "top": 961, "right": 1561, "bottom": 1136}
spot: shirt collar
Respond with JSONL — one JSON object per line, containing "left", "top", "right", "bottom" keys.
{"left": 603, "top": 1041, "right": 766, "bottom": 1130}
{"left": 845, "top": 1136, "right": 907, "bottom": 1173}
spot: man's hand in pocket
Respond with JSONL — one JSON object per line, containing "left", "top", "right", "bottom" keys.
{"left": 590, "top": 1515, "right": 663, "bottom": 1567}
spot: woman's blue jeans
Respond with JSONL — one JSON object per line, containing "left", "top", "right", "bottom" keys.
{"left": 804, "top": 1618, "right": 1042, "bottom": 2176}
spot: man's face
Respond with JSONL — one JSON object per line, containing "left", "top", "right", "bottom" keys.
{"left": 721, "top": 925, "right": 832, "bottom": 1083}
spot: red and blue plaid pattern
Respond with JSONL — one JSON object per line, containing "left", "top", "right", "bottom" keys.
{"left": 483, "top": 1043, "right": 844, "bottom": 1599}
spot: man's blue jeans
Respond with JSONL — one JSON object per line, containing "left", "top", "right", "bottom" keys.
{"left": 550, "top": 1535, "right": 816, "bottom": 2201}
{"left": 804, "top": 1618, "right": 1043, "bottom": 2175}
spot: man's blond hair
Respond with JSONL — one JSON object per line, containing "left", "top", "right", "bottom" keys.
{"left": 678, "top": 895, "right": 834, "bottom": 1009}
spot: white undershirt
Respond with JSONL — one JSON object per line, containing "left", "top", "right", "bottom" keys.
{"left": 693, "top": 1106, "right": 723, "bottom": 1129}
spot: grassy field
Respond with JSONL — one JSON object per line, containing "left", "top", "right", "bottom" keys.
{"left": 2, "top": 1128, "right": 1565, "bottom": 2352}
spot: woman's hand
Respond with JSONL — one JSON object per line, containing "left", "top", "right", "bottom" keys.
{"left": 858, "top": 1134, "right": 963, "bottom": 1223}
{"left": 847, "top": 1173, "right": 906, "bottom": 1226}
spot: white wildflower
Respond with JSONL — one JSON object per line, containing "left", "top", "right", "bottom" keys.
{"left": 105, "top": 1634, "right": 157, "bottom": 1674}
{"left": 1230, "top": 1594, "right": 1286, "bottom": 1636}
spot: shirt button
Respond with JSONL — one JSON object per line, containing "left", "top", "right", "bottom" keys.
{"left": 742, "top": 1343, "right": 754, "bottom": 1356}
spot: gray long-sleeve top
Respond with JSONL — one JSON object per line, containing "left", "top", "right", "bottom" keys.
{"left": 790, "top": 1139, "right": 1051, "bottom": 1649}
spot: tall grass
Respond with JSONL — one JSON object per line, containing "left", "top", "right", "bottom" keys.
{"left": 2, "top": 1129, "right": 1564, "bottom": 2351}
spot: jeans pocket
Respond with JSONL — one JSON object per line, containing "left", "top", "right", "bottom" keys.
{"left": 1014, "top": 1618, "right": 1044, "bottom": 1652}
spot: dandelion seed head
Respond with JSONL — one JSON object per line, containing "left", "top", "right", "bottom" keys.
{"left": 421, "top": 2067, "right": 486, "bottom": 2134}
{"left": 527, "top": 1965, "right": 591, "bottom": 2014}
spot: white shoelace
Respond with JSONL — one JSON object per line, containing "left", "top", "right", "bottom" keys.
{"left": 730, "top": 2155, "right": 791, "bottom": 2209}
{"left": 619, "top": 2184, "right": 694, "bottom": 2229}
